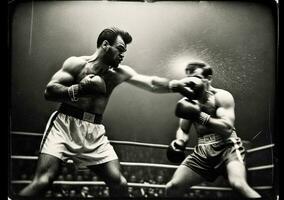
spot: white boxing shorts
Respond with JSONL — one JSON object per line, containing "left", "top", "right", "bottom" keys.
{"left": 39, "top": 104, "right": 118, "bottom": 169}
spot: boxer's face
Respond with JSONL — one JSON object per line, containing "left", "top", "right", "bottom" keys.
{"left": 186, "top": 67, "right": 205, "bottom": 79}
{"left": 187, "top": 67, "right": 211, "bottom": 90}
{"left": 104, "top": 35, "right": 127, "bottom": 68}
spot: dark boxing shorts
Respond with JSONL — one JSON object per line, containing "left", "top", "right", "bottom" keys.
{"left": 181, "top": 132, "right": 246, "bottom": 182}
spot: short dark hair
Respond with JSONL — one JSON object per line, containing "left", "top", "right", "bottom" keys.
{"left": 185, "top": 61, "right": 213, "bottom": 78}
{"left": 97, "top": 27, "right": 132, "bottom": 48}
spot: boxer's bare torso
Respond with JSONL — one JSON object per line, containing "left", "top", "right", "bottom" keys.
{"left": 51, "top": 56, "right": 134, "bottom": 114}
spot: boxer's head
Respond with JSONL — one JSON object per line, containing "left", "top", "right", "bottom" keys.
{"left": 185, "top": 61, "right": 213, "bottom": 80}
{"left": 185, "top": 61, "right": 213, "bottom": 91}
{"left": 97, "top": 27, "right": 132, "bottom": 68}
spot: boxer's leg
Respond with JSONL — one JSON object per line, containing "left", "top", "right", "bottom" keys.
{"left": 19, "top": 153, "right": 61, "bottom": 197}
{"left": 226, "top": 160, "right": 261, "bottom": 198}
{"left": 88, "top": 159, "right": 128, "bottom": 197}
{"left": 165, "top": 165, "right": 205, "bottom": 197}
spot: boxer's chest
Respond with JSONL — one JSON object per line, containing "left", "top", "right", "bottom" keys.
{"left": 76, "top": 64, "right": 122, "bottom": 95}
{"left": 200, "top": 93, "right": 217, "bottom": 117}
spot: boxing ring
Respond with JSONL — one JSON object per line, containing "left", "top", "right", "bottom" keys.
{"left": 10, "top": 131, "right": 276, "bottom": 197}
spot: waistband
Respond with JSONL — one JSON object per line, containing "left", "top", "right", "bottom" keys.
{"left": 58, "top": 104, "right": 103, "bottom": 124}
{"left": 198, "top": 133, "right": 223, "bottom": 144}
{"left": 198, "top": 131, "right": 238, "bottom": 144}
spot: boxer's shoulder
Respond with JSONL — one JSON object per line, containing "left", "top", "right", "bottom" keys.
{"left": 214, "top": 89, "right": 234, "bottom": 106}
{"left": 113, "top": 64, "right": 136, "bottom": 79}
{"left": 62, "top": 56, "right": 86, "bottom": 74}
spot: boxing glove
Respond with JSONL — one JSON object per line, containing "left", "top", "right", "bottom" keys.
{"left": 78, "top": 74, "right": 106, "bottom": 96}
{"left": 175, "top": 98, "right": 211, "bottom": 125}
{"left": 175, "top": 98, "right": 201, "bottom": 120}
{"left": 169, "top": 77, "right": 204, "bottom": 100}
{"left": 166, "top": 139, "right": 186, "bottom": 163}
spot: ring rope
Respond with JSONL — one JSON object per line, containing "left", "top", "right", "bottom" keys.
{"left": 248, "top": 164, "right": 274, "bottom": 171}
{"left": 121, "top": 162, "right": 177, "bottom": 169}
{"left": 10, "top": 155, "right": 274, "bottom": 171}
{"left": 246, "top": 144, "right": 275, "bottom": 153}
{"left": 11, "top": 131, "right": 43, "bottom": 137}
{"left": 110, "top": 140, "right": 188, "bottom": 150}
{"left": 10, "top": 180, "right": 273, "bottom": 191}
{"left": 11, "top": 131, "right": 274, "bottom": 153}
{"left": 11, "top": 131, "right": 194, "bottom": 150}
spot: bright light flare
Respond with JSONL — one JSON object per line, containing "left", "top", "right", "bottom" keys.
{"left": 167, "top": 51, "right": 204, "bottom": 78}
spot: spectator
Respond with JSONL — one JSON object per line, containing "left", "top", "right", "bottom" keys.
{"left": 156, "top": 175, "right": 164, "bottom": 184}
{"left": 20, "top": 174, "right": 28, "bottom": 180}
{"left": 69, "top": 189, "right": 77, "bottom": 198}
{"left": 83, "top": 169, "right": 91, "bottom": 181}
{"left": 130, "top": 175, "right": 137, "bottom": 183}
{"left": 45, "top": 190, "right": 53, "bottom": 197}
{"left": 81, "top": 186, "right": 94, "bottom": 198}
{"left": 102, "top": 186, "right": 110, "bottom": 197}
{"left": 75, "top": 174, "right": 83, "bottom": 182}
{"left": 61, "top": 166, "right": 69, "bottom": 176}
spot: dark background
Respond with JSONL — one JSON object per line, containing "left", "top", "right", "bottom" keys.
{"left": 10, "top": 1, "right": 276, "bottom": 147}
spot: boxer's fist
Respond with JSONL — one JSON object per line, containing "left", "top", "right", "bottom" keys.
{"left": 169, "top": 77, "right": 204, "bottom": 100}
{"left": 78, "top": 74, "right": 106, "bottom": 96}
{"left": 175, "top": 98, "right": 201, "bottom": 120}
{"left": 180, "top": 77, "right": 205, "bottom": 100}
{"left": 167, "top": 139, "right": 186, "bottom": 163}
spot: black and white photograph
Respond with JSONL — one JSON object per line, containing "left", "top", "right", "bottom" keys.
{"left": 8, "top": 0, "right": 279, "bottom": 199}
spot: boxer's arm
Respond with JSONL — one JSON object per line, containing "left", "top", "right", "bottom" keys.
{"left": 201, "top": 90, "right": 235, "bottom": 137}
{"left": 44, "top": 57, "right": 83, "bottom": 102}
{"left": 176, "top": 118, "right": 192, "bottom": 144}
{"left": 122, "top": 65, "right": 171, "bottom": 93}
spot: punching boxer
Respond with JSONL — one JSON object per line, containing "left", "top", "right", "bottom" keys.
{"left": 18, "top": 27, "right": 184, "bottom": 197}
{"left": 165, "top": 61, "right": 261, "bottom": 198}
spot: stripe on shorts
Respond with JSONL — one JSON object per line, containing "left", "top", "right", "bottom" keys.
{"left": 229, "top": 137, "right": 243, "bottom": 164}
{"left": 39, "top": 111, "right": 59, "bottom": 152}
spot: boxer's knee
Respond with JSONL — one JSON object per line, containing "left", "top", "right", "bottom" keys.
{"left": 32, "top": 173, "right": 55, "bottom": 188}
{"left": 36, "top": 176, "right": 51, "bottom": 188}
{"left": 165, "top": 181, "right": 183, "bottom": 197}
{"left": 229, "top": 177, "right": 248, "bottom": 192}
{"left": 107, "top": 173, "right": 127, "bottom": 187}
{"left": 119, "top": 175, "right": 128, "bottom": 187}
{"left": 107, "top": 175, "right": 128, "bottom": 197}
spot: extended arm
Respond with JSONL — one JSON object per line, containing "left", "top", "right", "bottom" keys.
{"left": 123, "top": 65, "right": 205, "bottom": 97}
{"left": 123, "top": 65, "right": 171, "bottom": 93}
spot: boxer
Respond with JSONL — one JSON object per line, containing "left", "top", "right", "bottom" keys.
{"left": 165, "top": 61, "right": 261, "bottom": 198}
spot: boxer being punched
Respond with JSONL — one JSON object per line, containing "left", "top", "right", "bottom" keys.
{"left": 19, "top": 27, "right": 180, "bottom": 197}
{"left": 165, "top": 61, "right": 261, "bottom": 198}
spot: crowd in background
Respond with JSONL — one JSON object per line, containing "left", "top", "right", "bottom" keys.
{"left": 10, "top": 136, "right": 274, "bottom": 198}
